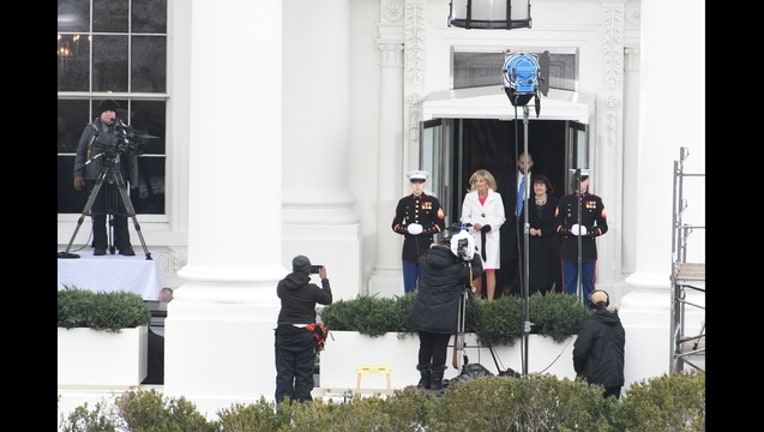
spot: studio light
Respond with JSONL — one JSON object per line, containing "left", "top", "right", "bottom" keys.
{"left": 503, "top": 50, "right": 549, "bottom": 117}
{"left": 503, "top": 52, "right": 539, "bottom": 108}
{"left": 449, "top": 0, "right": 532, "bottom": 30}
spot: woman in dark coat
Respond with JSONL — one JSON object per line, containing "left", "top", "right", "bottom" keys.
{"left": 406, "top": 229, "right": 483, "bottom": 390}
{"left": 521, "top": 175, "right": 562, "bottom": 295}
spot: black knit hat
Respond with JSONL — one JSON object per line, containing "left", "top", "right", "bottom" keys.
{"left": 292, "top": 255, "right": 312, "bottom": 274}
{"left": 99, "top": 99, "right": 120, "bottom": 114}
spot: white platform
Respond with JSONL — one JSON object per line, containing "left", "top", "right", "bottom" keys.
{"left": 57, "top": 249, "right": 165, "bottom": 300}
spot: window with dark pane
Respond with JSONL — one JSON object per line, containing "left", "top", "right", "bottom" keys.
{"left": 57, "top": 0, "right": 167, "bottom": 216}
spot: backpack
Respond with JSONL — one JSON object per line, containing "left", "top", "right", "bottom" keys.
{"left": 305, "top": 323, "right": 329, "bottom": 352}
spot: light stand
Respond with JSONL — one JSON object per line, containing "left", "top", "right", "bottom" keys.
{"left": 571, "top": 168, "right": 586, "bottom": 306}
{"left": 503, "top": 51, "right": 546, "bottom": 376}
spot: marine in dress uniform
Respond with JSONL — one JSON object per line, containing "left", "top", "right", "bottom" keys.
{"left": 554, "top": 169, "right": 608, "bottom": 307}
{"left": 392, "top": 170, "right": 446, "bottom": 294}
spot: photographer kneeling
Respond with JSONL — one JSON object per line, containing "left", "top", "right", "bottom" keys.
{"left": 406, "top": 227, "right": 483, "bottom": 391}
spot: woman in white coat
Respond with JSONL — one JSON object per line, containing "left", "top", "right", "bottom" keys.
{"left": 460, "top": 169, "right": 506, "bottom": 300}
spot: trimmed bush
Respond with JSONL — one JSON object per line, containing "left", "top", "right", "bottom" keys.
{"left": 59, "top": 371, "right": 705, "bottom": 431}
{"left": 320, "top": 291, "right": 587, "bottom": 346}
{"left": 612, "top": 371, "right": 705, "bottom": 431}
{"left": 58, "top": 286, "right": 151, "bottom": 333}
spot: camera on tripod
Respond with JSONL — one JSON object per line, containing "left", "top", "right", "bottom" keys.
{"left": 92, "top": 120, "right": 143, "bottom": 161}
{"left": 447, "top": 224, "right": 475, "bottom": 262}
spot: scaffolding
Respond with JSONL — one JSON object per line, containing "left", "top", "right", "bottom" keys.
{"left": 670, "top": 147, "right": 705, "bottom": 373}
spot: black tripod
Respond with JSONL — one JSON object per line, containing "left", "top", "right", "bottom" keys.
{"left": 58, "top": 151, "right": 152, "bottom": 260}
{"left": 452, "top": 262, "right": 519, "bottom": 378}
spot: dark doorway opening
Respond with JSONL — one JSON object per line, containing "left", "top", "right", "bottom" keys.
{"left": 447, "top": 118, "right": 567, "bottom": 219}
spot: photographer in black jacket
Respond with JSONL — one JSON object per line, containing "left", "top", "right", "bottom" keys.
{"left": 406, "top": 228, "right": 482, "bottom": 390}
{"left": 275, "top": 255, "right": 332, "bottom": 403}
{"left": 572, "top": 289, "right": 625, "bottom": 399}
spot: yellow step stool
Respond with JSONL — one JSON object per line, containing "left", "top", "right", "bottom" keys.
{"left": 355, "top": 365, "right": 392, "bottom": 396}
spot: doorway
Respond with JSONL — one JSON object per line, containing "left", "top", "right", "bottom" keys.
{"left": 421, "top": 117, "right": 587, "bottom": 225}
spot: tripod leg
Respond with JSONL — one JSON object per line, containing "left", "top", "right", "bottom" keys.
{"left": 59, "top": 171, "right": 110, "bottom": 258}
{"left": 107, "top": 184, "right": 117, "bottom": 255}
{"left": 111, "top": 169, "right": 153, "bottom": 260}
{"left": 452, "top": 290, "right": 468, "bottom": 369}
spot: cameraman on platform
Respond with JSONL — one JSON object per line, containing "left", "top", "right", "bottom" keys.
{"left": 73, "top": 99, "right": 138, "bottom": 256}
{"left": 406, "top": 227, "right": 482, "bottom": 391}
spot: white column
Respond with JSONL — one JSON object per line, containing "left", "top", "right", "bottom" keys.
{"left": 619, "top": 0, "right": 705, "bottom": 388}
{"left": 596, "top": 0, "right": 626, "bottom": 292}
{"left": 368, "top": 4, "right": 405, "bottom": 297}
{"left": 163, "top": 0, "right": 284, "bottom": 416}
{"left": 281, "top": 0, "right": 361, "bottom": 301}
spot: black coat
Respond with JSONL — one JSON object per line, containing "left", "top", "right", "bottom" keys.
{"left": 406, "top": 244, "right": 483, "bottom": 334}
{"left": 498, "top": 172, "right": 525, "bottom": 260}
{"left": 276, "top": 272, "right": 333, "bottom": 326}
{"left": 573, "top": 309, "right": 625, "bottom": 389}
{"left": 522, "top": 196, "right": 562, "bottom": 294}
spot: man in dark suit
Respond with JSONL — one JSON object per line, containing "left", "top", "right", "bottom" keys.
{"left": 497, "top": 152, "right": 534, "bottom": 298}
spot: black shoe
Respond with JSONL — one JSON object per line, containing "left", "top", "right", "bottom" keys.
{"left": 94, "top": 248, "right": 106, "bottom": 256}
{"left": 119, "top": 247, "right": 136, "bottom": 256}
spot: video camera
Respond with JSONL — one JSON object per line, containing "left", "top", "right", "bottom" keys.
{"left": 92, "top": 120, "right": 143, "bottom": 160}
{"left": 446, "top": 223, "right": 476, "bottom": 262}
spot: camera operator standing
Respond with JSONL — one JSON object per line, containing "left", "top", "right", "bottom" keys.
{"left": 405, "top": 228, "right": 482, "bottom": 391}
{"left": 73, "top": 99, "right": 138, "bottom": 256}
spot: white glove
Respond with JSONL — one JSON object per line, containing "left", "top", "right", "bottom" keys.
{"left": 571, "top": 224, "right": 587, "bottom": 236}
{"left": 450, "top": 230, "right": 475, "bottom": 261}
{"left": 407, "top": 223, "right": 423, "bottom": 235}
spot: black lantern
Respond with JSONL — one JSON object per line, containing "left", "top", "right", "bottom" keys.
{"left": 449, "top": 0, "right": 532, "bottom": 30}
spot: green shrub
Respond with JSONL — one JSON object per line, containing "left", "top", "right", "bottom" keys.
{"left": 529, "top": 291, "right": 589, "bottom": 342}
{"left": 58, "top": 286, "right": 152, "bottom": 333}
{"left": 320, "top": 291, "right": 586, "bottom": 346}
{"left": 114, "top": 388, "right": 217, "bottom": 432}
{"left": 215, "top": 397, "right": 292, "bottom": 432}
{"left": 433, "top": 374, "right": 615, "bottom": 432}
{"left": 612, "top": 370, "right": 705, "bottom": 431}
{"left": 469, "top": 295, "right": 523, "bottom": 346}
{"left": 59, "top": 401, "right": 118, "bottom": 432}
{"left": 320, "top": 293, "right": 412, "bottom": 336}
{"left": 59, "top": 372, "right": 705, "bottom": 431}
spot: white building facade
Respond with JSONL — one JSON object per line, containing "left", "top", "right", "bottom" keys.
{"left": 57, "top": 0, "right": 705, "bottom": 417}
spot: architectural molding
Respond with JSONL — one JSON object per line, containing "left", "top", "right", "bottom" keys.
{"left": 602, "top": 3, "right": 625, "bottom": 91}
{"left": 624, "top": 47, "right": 640, "bottom": 71}
{"left": 382, "top": 0, "right": 404, "bottom": 23}
{"left": 625, "top": 1, "right": 642, "bottom": 27}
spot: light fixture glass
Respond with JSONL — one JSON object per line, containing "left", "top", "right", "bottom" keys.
{"left": 449, "top": 0, "right": 532, "bottom": 30}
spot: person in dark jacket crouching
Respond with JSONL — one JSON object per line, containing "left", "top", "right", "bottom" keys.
{"left": 572, "top": 289, "right": 625, "bottom": 399}
{"left": 406, "top": 228, "right": 483, "bottom": 390}
{"left": 275, "top": 255, "right": 333, "bottom": 403}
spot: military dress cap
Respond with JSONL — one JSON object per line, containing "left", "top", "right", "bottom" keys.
{"left": 406, "top": 170, "right": 430, "bottom": 181}
{"left": 569, "top": 168, "right": 591, "bottom": 179}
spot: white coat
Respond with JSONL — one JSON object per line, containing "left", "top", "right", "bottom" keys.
{"left": 460, "top": 189, "right": 506, "bottom": 269}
